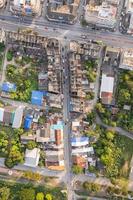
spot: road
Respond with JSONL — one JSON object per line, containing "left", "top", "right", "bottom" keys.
{"left": 0, "top": 8, "right": 133, "bottom": 200}
{"left": 0, "top": 158, "right": 65, "bottom": 181}
{"left": 96, "top": 115, "right": 133, "bottom": 140}
{"left": 62, "top": 41, "right": 73, "bottom": 199}
{"left": 0, "top": 96, "right": 47, "bottom": 110}
{"left": 0, "top": 15, "right": 133, "bottom": 48}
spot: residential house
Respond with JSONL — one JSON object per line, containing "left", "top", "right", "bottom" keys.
{"left": 24, "top": 148, "right": 40, "bottom": 167}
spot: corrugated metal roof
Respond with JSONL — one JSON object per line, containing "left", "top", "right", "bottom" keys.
{"left": 31, "top": 90, "right": 43, "bottom": 106}
{"left": 2, "top": 82, "right": 16, "bottom": 93}
{"left": 24, "top": 116, "right": 32, "bottom": 129}
{"left": 12, "top": 106, "right": 24, "bottom": 129}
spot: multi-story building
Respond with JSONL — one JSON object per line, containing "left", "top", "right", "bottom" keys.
{"left": 85, "top": 0, "right": 119, "bottom": 30}
{"left": 10, "top": 0, "right": 41, "bottom": 16}
{"left": 0, "top": 0, "right": 6, "bottom": 8}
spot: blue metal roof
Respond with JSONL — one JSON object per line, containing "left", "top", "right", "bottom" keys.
{"left": 2, "top": 82, "right": 16, "bottom": 93}
{"left": 71, "top": 137, "right": 89, "bottom": 143}
{"left": 31, "top": 91, "right": 43, "bottom": 106}
{"left": 43, "top": 91, "right": 48, "bottom": 96}
{"left": 24, "top": 116, "right": 32, "bottom": 130}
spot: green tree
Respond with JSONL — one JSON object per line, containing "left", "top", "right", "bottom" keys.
{"left": 96, "top": 103, "right": 105, "bottom": 113}
{"left": 0, "top": 187, "right": 10, "bottom": 200}
{"left": 19, "top": 188, "right": 35, "bottom": 200}
{"left": 119, "top": 89, "right": 131, "bottom": 104}
{"left": 87, "top": 111, "right": 96, "bottom": 125}
{"left": 6, "top": 51, "right": 13, "bottom": 61}
{"left": 36, "top": 192, "right": 44, "bottom": 200}
{"left": 72, "top": 165, "right": 83, "bottom": 174}
{"left": 5, "top": 145, "right": 23, "bottom": 168}
{"left": 45, "top": 194, "right": 52, "bottom": 200}
{"left": 26, "top": 141, "right": 36, "bottom": 150}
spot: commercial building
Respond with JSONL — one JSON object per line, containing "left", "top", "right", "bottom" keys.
{"left": 47, "top": 0, "right": 80, "bottom": 23}
{"left": 85, "top": 0, "right": 119, "bottom": 29}
{"left": 100, "top": 73, "right": 114, "bottom": 105}
{"left": 0, "top": 0, "right": 6, "bottom": 8}
{"left": 10, "top": 0, "right": 41, "bottom": 16}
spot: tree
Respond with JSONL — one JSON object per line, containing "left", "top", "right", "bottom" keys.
{"left": 0, "top": 187, "right": 10, "bottom": 200}
{"left": 106, "top": 131, "right": 115, "bottom": 141}
{"left": 72, "top": 165, "right": 83, "bottom": 174}
{"left": 36, "top": 192, "right": 44, "bottom": 200}
{"left": 119, "top": 89, "right": 131, "bottom": 104}
{"left": 45, "top": 194, "right": 52, "bottom": 200}
{"left": 26, "top": 141, "right": 36, "bottom": 150}
{"left": 87, "top": 111, "right": 96, "bottom": 125}
{"left": 5, "top": 145, "right": 23, "bottom": 168}
{"left": 96, "top": 103, "right": 105, "bottom": 113}
{"left": 83, "top": 182, "right": 101, "bottom": 193}
{"left": 6, "top": 51, "right": 13, "bottom": 61}
{"left": 23, "top": 171, "right": 42, "bottom": 182}
{"left": 19, "top": 188, "right": 35, "bottom": 200}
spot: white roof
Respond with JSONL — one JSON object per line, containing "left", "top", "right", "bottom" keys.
{"left": 72, "top": 147, "right": 94, "bottom": 154}
{"left": 72, "top": 121, "right": 80, "bottom": 127}
{"left": 100, "top": 73, "right": 114, "bottom": 97}
{"left": 12, "top": 106, "right": 24, "bottom": 129}
{"left": 24, "top": 148, "right": 40, "bottom": 167}
{"left": 0, "top": 107, "right": 4, "bottom": 122}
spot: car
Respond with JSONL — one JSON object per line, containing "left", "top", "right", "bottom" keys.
{"left": 81, "top": 34, "right": 87, "bottom": 39}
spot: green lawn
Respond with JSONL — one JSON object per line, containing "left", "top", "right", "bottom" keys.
{"left": 116, "top": 135, "right": 133, "bottom": 178}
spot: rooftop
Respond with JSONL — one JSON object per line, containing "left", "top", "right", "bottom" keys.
{"left": 120, "top": 49, "right": 133, "bottom": 70}
{"left": 24, "top": 148, "right": 40, "bottom": 167}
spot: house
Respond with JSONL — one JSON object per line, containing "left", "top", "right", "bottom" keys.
{"left": 24, "top": 148, "right": 40, "bottom": 167}
{"left": 2, "top": 82, "right": 16, "bottom": 93}
{"left": 36, "top": 123, "right": 51, "bottom": 143}
{"left": 3, "top": 106, "right": 16, "bottom": 126}
{"left": 31, "top": 91, "right": 43, "bottom": 106}
{"left": 72, "top": 146, "right": 94, "bottom": 155}
{"left": 100, "top": 73, "right": 114, "bottom": 105}
{"left": 0, "top": 107, "right": 4, "bottom": 122}
{"left": 72, "top": 155, "right": 87, "bottom": 168}
{"left": 45, "top": 149, "right": 64, "bottom": 170}
{"left": 24, "top": 116, "right": 33, "bottom": 130}
{"left": 71, "top": 137, "right": 89, "bottom": 147}
{"left": 119, "top": 49, "right": 133, "bottom": 70}
{"left": 12, "top": 106, "right": 24, "bottom": 128}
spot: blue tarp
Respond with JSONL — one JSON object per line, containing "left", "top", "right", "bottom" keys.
{"left": 2, "top": 82, "right": 16, "bottom": 93}
{"left": 31, "top": 91, "right": 43, "bottom": 106}
{"left": 24, "top": 116, "right": 32, "bottom": 130}
{"left": 71, "top": 137, "right": 89, "bottom": 143}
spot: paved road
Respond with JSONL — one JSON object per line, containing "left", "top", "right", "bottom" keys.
{"left": 96, "top": 115, "right": 133, "bottom": 140}
{"left": 0, "top": 96, "right": 47, "bottom": 110}
{"left": 0, "top": 15, "right": 133, "bottom": 48}
{"left": 0, "top": 158, "right": 65, "bottom": 181}
{"left": 62, "top": 41, "right": 73, "bottom": 200}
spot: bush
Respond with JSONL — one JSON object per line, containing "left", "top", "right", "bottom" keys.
{"left": 72, "top": 165, "right": 83, "bottom": 174}
{"left": 36, "top": 192, "right": 44, "bottom": 200}
{"left": 26, "top": 141, "right": 36, "bottom": 150}
{"left": 19, "top": 188, "right": 35, "bottom": 200}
